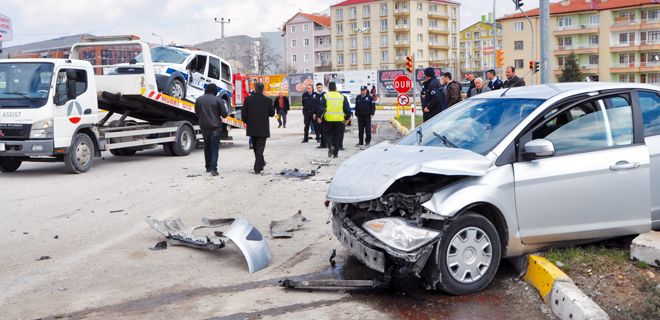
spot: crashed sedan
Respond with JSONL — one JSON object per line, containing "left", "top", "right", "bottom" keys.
{"left": 328, "top": 83, "right": 660, "bottom": 295}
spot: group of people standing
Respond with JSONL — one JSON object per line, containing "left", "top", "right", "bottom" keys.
{"left": 420, "top": 65, "right": 526, "bottom": 123}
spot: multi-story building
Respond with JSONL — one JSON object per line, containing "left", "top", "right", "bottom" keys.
{"left": 498, "top": 0, "right": 659, "bottom": 84}
{"left": 283, "top": 12, "right": 331, "bottom": 73}
{"left": 330, "top": 0, "right": 461, "bottom": 72}
{"left": 459, "top": 20, "right": 502, "bottom": 74}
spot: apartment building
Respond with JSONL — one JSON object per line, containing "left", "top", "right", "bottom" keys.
{"left": 283, "top": 13, "right": 332, "bottom": 73}
{"left": 498, "top": 0, "right": 659, "bottom": 84}
{"left": 330, "top": 0, "right": 461, "bottom": 72}
{"left": 459, "top": 20, "right": 502, "bottom": 74}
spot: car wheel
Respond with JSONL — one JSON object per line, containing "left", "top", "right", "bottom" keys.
{"left": 64, "top": 133, "right": 95, "bottom": 174}
{"left": 430, "top": 212, "right": 501, "bottom": 295}
{"left": 167, "top": 78, "right": 186, "bottom": 100}
{"left": 0, "top": 157, "right": 22, "bottom": 172}
{"left": 172, "top": 125, "right": 195, "bottom": 156}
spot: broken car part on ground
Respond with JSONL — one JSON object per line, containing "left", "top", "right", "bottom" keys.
{"left": 146, "top": 216, "right": 272, "bottom": 273}
{"left": 270, "top": 210, "right": 309, "bottom": 238}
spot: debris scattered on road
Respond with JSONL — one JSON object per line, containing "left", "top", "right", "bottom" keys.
{"left": 186, "top": 173, "right": 202, "bottom": 178}
{"left": 270, "top": 210, "right": 308, "bottom": 238}
{"left": 58, "top": 287, "right": 67, "bottom": 292}
{"left": 280, "top": 168, "right": 316, "bottom": 179}
{"left": 35, "top": 256, "right": 51, "bottom": 261}
{"left": 329, "top": 249, "right": 337, "bottom": 267}
{"left": 149, "top": 240, "right": 168, "bottom": 251}
{"left": 110, "top": 209, "right": 125, "bottom": 214}
{"left": 53, "top": 235, "right": 59, "bottom": 239}
{"left": 279, "top": 279, "right": 388, "bottom": 290}
{"left": 23, "top": 232, "right": 29, "bottom": 235}
{"left": 310, "top": 159, "right": 331, "bottom": 166}
{"left": 145, "top": 216, "right": 272, "bottom": 273}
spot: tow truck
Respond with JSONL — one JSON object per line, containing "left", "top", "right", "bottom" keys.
{"left": 0, "top": 36, "right": 245, "bottom": 173}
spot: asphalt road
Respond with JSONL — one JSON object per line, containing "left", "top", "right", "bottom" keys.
{"left": 0, "top": 111, "right": 553, "bottom": 319}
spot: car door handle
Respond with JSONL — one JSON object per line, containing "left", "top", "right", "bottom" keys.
{"left": 609, "top": 161, "right": 640, "bottom": 171}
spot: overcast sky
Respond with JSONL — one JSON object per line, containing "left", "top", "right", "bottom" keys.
{"left": 2, "top": 0, "right": 541, "bottom": 47}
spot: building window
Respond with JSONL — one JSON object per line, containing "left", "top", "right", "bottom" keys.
{"left": 350, "top": 22, "right": 358, "bottom": 31}
{"left": 452, "top": 36, "right": 457, "bottom": 47}
{"left": 451, "top": 7, "right": 457, "bottom": 19}
{"left": 557, "top": 16, "right": 573, "bottom": 28}
{"left": 619, "top": 74, "right": 635, "bottom": 83}
{"left": 589, "top": 14, "right": 599, "bottom": 25}
{"left": 363, "top": 21, "right": 371, "bottom": 30}
{"left": 337, "top": 53, "right": 344, "bottom": 65}
{"left": 363, "top": 5, "right": 371, "bottom": 18}
{"left": 381, "top": 50, "right": 389, "bottom": 62}
{"left": 380, "top": 3, "right": 388, "bottom": 16}
{"left": 364, "top": 51, "right": 371, "bottom": 64}
{"left": 514, "top": 21, "right": 524, "bottom": 32}
{"left": 452, "top": 22, "right": 457, "bottom": 33}
{"left": 363, "top": 36, "right": 371, "bottom": 48}
{"left": 417, "top": 18, "right": 423, "bottom": 27}
{"left": 619, "top": 32, "right": 628, "bottom": 44}
{"left": 291, "top": 54, "right": 297, "bottom": 62}
{"left": 642, "top": 9, "right": 659, "bottom": 21}
{"left": 291, "top": 25, "right": 296, "bottom": 33}
{"left": 350, "top": 37, "right": 357, "bottom": 49}
{"left": 291, "top": 39, "right": 296, "bottom": 47}
{"left": 304, "top": 53, "right": 309, "bottom": 62}
{"left": 619, "top": 53, "right": 636, "bottom": 64}
{"left": 557, "top": 56, "right": 565, "bottom": 67}
{"left": 465, "top": 32, "right": 471, "bottom": 38}
{"left": 337, "top": 39, "right": 344, "bottom": 50}
{"left": 515, "top": 59, "right": 524, "bottom": 69}
{"left": 417, "top": 49, "right": 423, "bottom": 58}
{"left": 514, "top": 40, "right": 524, "bottom": 50}
{"left": 558, "top": 36, "right": 573, "bottom": 47}
{"left": 589, "top": 55, "right": 599, "bottom": 65}
{"left": 350, "top": 52, "right": 357, "bottom": 65}
{"left": 588, "top": 35, "right": 599, "bottom": 46}
{"left": 337, "top": 24, "right": 344, "bottom": 35}
{"left": 349, "top": 7, "right": 357, "bottom": 19}
{"left": 336, "top": 9, "right": 343, "bottom": 20}
{"left": 303, "top": 24, "right": 309, "bottom": 32}
{"left": 380, "top": 19, "right": 388, "bottom": 31}
{"left": 304, "top": 38, "right": 310, "bottom": 47}
{"left": 380, "top": 35, "right": 388, "bottom": 47}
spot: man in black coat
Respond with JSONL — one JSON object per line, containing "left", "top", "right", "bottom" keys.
{"left": 465, "top": 73, "right": 476, "bottom": 98}
{"left": 503, "top": 66, "right": 526, "bottom": 88}
{"left": 243, "top": 83, "right": 275, "bottom": 174}
{"left": 301, "top": 84, "right": 318, "bottom": 143}
{"left": 195, "top": 83, "right": 228, "bottom": 176}
{"left": 314, "top": 83, "right": 327, "bottom": 148}
{"left": 354, "top": 86, "right": 376, "bottom": 146}
{"left": 443, "top": 72, "right": 463, "bottom": 108}
{"left": 421, "top": 67, "right": 445, "bottom": 123}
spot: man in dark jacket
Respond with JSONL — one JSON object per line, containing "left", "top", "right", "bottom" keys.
{"left": 465, "top": 73, "right": 476, "bottom": 98}
{"left": 317, "top": 82, "right": 352, "bottom": 158}
{"left": 486, "top": 69, "right": 503, "bottom": 90}
{"left": 314, "top": 83, "right": 327, "bottom": 148}
{"left": 443, "top": 72, "right": 462, "bottom": 107}
{"left": 503, "top": 66, "right": 526, "bottom": 88}
{"left": 243, "top": 83, "right": 275, "bottom": 174}
{"left": 195, "top": 83, "right": 228, "bottom": 176}
{"left": 421, "top": 67, "right": 445, "bottom": 123}
{"left": 301, "top": 85, "right": 318, "bottom": 143}
{"left": 354, "top": 86, "right": 376, "bottom": 146}
{"left": 272, "top": 91, "right": 290, "bottom": 128}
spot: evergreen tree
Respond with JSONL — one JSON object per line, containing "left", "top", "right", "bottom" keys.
{"left": 559, "top": 52, "right": 584, "bottom": 82}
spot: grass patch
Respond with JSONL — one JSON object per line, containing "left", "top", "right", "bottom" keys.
{"left": 543, "top": 243, "right": 629, "bottom": 273}
{"left": 395, "top": 115, "right": 424, "bottom": 129}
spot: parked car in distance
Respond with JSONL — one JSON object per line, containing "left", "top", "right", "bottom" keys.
{"left": 327, "top": 83, "right": 660, "bottom": 295}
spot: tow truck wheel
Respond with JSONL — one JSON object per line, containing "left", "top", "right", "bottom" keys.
{"left": 172, "top": 125, "right": 195, "bottom": 156}
{"left": 429, "top": 212, "right": 501, "bottom": 295}
{"left": 64, "top": 133, "right": 95, "bottom": 174}
{"left": 163, "top": 143, "right": 175, "bottom": 156}
{"left": 167, "top": 79, "right": 186, "bottom": 100}
{"left": 0, "top": 157, "right": 22, "bottom": 172}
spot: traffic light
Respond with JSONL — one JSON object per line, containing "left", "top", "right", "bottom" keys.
{"left": 513, "top": 0, "right": 524, "bottom": 10}
{"left": 405, "top": 55, "right": 413, "bottom": 73}
{"left": 534, "top": 61, "right": 539, "bottom": 73}
{"left": 496, "top": 49, "right": 504, "bottom": 68}
{"left": 529, "top": 60, "right": 534, "bottom": 70}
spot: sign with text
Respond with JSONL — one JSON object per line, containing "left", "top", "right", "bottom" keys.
{"left": 287, "top": 73, "right": 314, "bottom": 97}
{"left": 393, "top": 75, "right": 413, "bottom": 94}
{"left": 0, "top": 14, "right": 12, "bottom": 41}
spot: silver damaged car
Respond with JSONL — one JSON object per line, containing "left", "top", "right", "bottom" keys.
{"left": 327, "top": 83, "right": 660, "bottom": 295}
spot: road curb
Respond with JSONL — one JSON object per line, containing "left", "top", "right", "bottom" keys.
{"left": 389, "top": 117, "right": 410, "bottom": 136}
{"left": 525, "top": 255, "right": 609, "bottom": 320}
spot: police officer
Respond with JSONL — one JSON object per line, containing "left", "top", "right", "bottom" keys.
{"left": 354, "top": 86, "right": 375, "bottom": 146}
{"left": 421, "top": 67, "right": 445, "bottom": 122}
{"left": 317, "top": 82, "right": 351, "bottom": 158}
{"left": 301, "top": 84, "right": 317, "bottom": 143}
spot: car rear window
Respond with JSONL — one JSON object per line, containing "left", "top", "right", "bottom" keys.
{"left": 639, "top": 91, "right": 660, "bottom": 137}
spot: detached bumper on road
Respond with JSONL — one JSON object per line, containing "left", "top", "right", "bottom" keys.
{"left": 331, "top": 206, "right": 437, "bottom": 274}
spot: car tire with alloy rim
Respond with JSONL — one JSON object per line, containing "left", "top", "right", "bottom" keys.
{"left": 431, "top": 212, "right": 501, "bottom": 295}
{"left": 64, "top": 133, "right": 95, "bottom": 174}
{"left": 166, "top": 78, "right": 186, "bottom": 100}
{"left": 0, "top": 157, "right": 22, "bottom": 172}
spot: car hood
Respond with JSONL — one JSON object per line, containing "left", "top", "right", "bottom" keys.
{"left": 326, "top": 142, "right": 492, "bottom": 203}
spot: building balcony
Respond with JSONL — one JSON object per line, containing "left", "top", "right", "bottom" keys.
{"left": 553, "top": 24, "right": 599, "bottom": 35}
{"left": 428, "top": 11, "right": 450, "bottom": 19}
{"left": 429, "top": 42, "right": 450, "bottom": 50}
{"left": 429, "top": 26, "right": 450, "bottom": 35}
{"left": 610, "top": 19, "right": 641, "bottom": 31}
{"left": 610, "top": 40, "right": 660, "bottom": 52}
{"left": 394, "top": 24, "right": 410, "bottom": 32}
{"left": 395, "top": 55, "right": 408, "bottom": 62}
{"left": 553, "top": 64, "right": 599, "bottom": 75}
{"left": 611, "top": 62, "right": 641, "bottom": 73}
{"left": 394, "top": 40, "right": 410, "bottom": 47}
{"left": 393, "top": 8, "right": 409, "bottom": 16}
{"left": 641, "top": 18, "right": 660, "bottom": 28}
{"left": 429, "top": 57, "right": 449, "bottom": 65}
{"left": 640, "top": 61, "right": 660, "bottom": 72}
{"left": 554, "top": 43, "right": 599, "bottom": 54}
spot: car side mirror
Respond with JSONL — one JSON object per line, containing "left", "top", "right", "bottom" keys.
{"left": 129, "top": 58, "right": 137, "bottom": 65}
{"left": 523, "top": 139, "right": 555, "bottom": 160}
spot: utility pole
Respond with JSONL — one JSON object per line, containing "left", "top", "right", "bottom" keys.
{"left": 540, "top": 0, "right": 551, "bottom": 84}
{"left": 214, "top": 17, "right": 231, "bottom": 57}
{"left": 492, "top": 0, "right": 497, "bottom": 71}
{"left": 518, "top": 9, "right": 535, "bottom": 85}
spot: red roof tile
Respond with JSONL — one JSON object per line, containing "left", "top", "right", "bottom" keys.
{"left": 498, "top": 0, "right": 659, "bottom": 21}
{"left": 331, "top": 0, "right": 459, "bottom": 7}
{"left": 301, "top": 13, "right": 331, "bottom": 27}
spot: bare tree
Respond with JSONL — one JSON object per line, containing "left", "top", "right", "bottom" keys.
{"left": 253, "top": 38, "right": 282, "bottom": 75}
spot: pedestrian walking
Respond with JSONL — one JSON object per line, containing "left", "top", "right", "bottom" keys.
{"left": 194, "top": 83, "right": 228, "bottom": 176}
{"left": 421, "top": 67, "right": 445, "bottom": 122}
{"left": 370, "top": 85, "right": 378, "bottom": 102}
{"left": 443, "top": 72, "right": 463, "bottom": 107}
{"left": 469, "top": 77, "right": 491, "bottom": 97}
{"left": 243, "top": 83, "right": 275, "bottom": 174}
{"left": 355, "top": 86, "right": 376, "bottom": 146}
{"left": 503, "top": 66, "right": 526, "bottom": 88}
{"left": 317, "top": 82, "right": 351, "bottom": 158}
{"left": 301, "top": 85, "right": 317, "bottom": 143}
{"left": 314, "top": 83, "right": 327, "bottom": 149}
{"left": 465, "top": 73, "right": 476, "bottom": 98}
{"left": 486, "top": 69, "right": 503, "bottom": 90}
{"left": 273, "top": 91, "right": 290, "bottom": 128}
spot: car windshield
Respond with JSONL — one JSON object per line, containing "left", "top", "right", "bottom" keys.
{"left": 135, "top": 46, "right": 190, "bottom": 64}
{"left": 398, "top": 98, "right": 545, "bottom": 155}
{"left": 0, "top": 62, "right": 54, "bottom": 108}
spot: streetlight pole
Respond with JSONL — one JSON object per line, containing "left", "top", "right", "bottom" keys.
{"left": 492, "top": 0, "right": 497, "bottom": 70}
{"left": 517, "top": 8, "right": 536, "bottom": 85}
{"left": 214, "top": 17, "right": 231, "bottom": 57}
{"left": 152, "top": 32, "right": 163, "bottom": 46}
{"left": 540, "top": 0, "right": 551, "bottom": 84}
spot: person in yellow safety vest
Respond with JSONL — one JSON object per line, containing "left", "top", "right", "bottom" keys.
{"left": 316, "top": 82, "right": 352, "bottom": 158}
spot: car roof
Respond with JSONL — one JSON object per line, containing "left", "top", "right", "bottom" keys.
{"left": 477, "top": 82, "right": 660, "bottom": 100}
{"left": 157, "top": 46, "right": 225, "bottom": 61}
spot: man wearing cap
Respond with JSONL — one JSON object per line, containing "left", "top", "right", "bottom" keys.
{"left": 317, "top": 82, "right": 352, "bottom": 158}
{"left": 354, "top": 86, "right": 376, "bottom": 146}
{"left": 421, "top": 67, "right": 445, "bottom": 123}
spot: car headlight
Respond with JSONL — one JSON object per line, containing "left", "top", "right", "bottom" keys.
{"left": 362, "top": 217, "right": 441, "bottom": 252}
{"left": 30, "top": 119, "right": 54, "bottom": 139}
